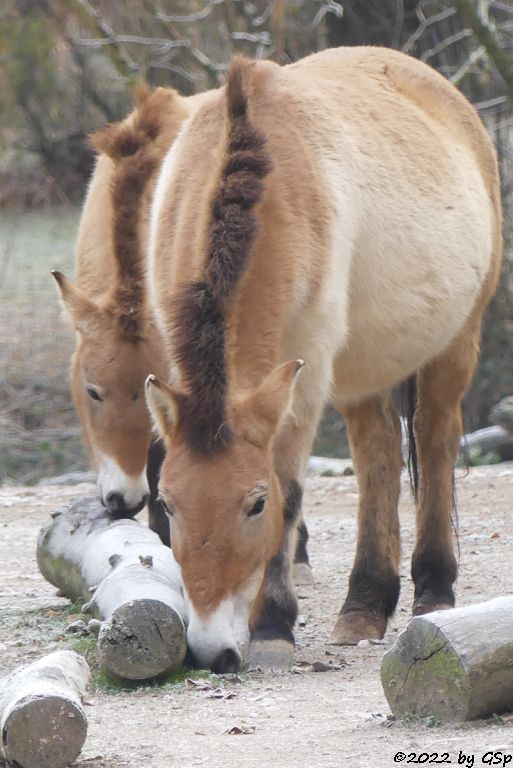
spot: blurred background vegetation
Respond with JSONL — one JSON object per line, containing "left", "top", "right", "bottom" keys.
{"left": 1, "top": 0, "right": 512, "bottom": 482}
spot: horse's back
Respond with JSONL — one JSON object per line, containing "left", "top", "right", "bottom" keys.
{"left": 272, "top": 48, "right": 501, "bottom": 400}
{"left": 148, "top": 48, "right": 501, "bottom": 402}
{"left": 75, "top": 88, "right": 211, "bottom": 301}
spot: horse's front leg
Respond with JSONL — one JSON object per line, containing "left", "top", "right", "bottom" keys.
{"left": 330, "top": 393, "right": 402, "bottom": 645}
{"left": 249, "top": 368, "right": 327, "bottom": 670}
{"left": 146, "top": 438, "right": 170, "bottom": 547}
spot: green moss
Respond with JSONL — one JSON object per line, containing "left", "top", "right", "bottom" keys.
{"left": 71, "top": 635, "right": 98, "bottom": 655}
{"left": 41, "top": 555, "right": 85, "bottom": 604}
{"left": 401, "top": 712, "right": 442, "bottom": 728}
{"left": 457, "top": 447, "right": 502, "bottom": 468}
{"left": 382, "top": 621, "right": 468, "bottom": 721}
{"left": 90, "top": 665, "right": 208, "bottom": 694}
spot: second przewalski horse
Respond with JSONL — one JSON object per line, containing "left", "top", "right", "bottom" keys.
{"left": 53, "top": 86, "right": 209, "bottom": 544}
{"left": 145, "top": 47, "right": 502, "bottom": 672}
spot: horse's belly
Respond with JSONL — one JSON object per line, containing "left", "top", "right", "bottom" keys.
{"left": 326, "top": 148, "right": 493, "bottom": 403}
{"left": 332, "top": 245, "right": 489, "bottom": 403}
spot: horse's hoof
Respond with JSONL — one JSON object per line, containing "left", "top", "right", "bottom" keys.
{"left": 412, "top": 600, "right": 453, "bottom": 616}
{"left": 248, "top": 639, "right": 294, "bottom": 671}
{"left": 328, "top": 611, "right": 386, "bottom": 646}
{"left": 293, "top": 562, "right": 314, "bottom": 586}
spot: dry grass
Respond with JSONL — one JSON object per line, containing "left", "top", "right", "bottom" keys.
{"left": 0, "top": 206, "right": 87, "bottom": 483}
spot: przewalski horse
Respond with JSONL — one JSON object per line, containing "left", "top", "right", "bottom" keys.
{"left": 53, "top": 86, "right": 209, "bottom": 543}
{"left": 145, "top": 47, "right": 502, "bottom": 673}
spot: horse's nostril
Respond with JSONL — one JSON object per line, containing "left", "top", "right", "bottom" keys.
{"left": 211, "top": 648, "right": 241, "bottom": 674}
{"left": 105, "top": 492, "right": 124, "bottom": 512}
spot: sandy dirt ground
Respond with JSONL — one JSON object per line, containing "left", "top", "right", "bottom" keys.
{"left": 1, "top": 465, "right": 513, "bottom": 768}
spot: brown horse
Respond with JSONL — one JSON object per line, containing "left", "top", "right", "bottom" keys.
{"left": 53, "top": 86, "right": 209, "bottom": 542}
{"left": 145, "top": 47, "right": 502, "bottom": 673}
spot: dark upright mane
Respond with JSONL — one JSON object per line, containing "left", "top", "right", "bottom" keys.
{"left": 90, "top": 87, "right": 170, "bottom": 339}
{"left": 172, "top": 57, "right": 273, "bottom": 455}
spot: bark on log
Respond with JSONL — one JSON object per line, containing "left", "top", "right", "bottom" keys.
{"left": 0, "top": 650, "right": 89, "bottom": 768}
{"left": 381, "top": 597, "right": 513, "bottom": 721}
{"left": 37, "top": 497, "right": 187, "bottom": 680}
{"left": 463, "top": 425, "right": 513, "bottom": 455}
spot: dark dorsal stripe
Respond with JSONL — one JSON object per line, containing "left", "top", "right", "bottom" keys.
{"left": 90, "top": 88, "right": 168, "bottom": 339}
{"left": 172, "top": 58, "right": 273, "bottom": 455}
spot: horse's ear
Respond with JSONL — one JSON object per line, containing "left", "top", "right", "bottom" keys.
{"left": 145, "top": 375, "right": 182, "bottom": 439}
{"left": 235, "top": 360, "right": 305, "bottom": 446}
{"left": 51, "top": 270, "right": 101, "bottom": 336}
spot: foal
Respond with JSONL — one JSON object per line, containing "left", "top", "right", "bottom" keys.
{"left": 53, "top": 86, "right": 208, "bottom": 542}
{"left": 146, "top": 47, "right": 502, "bottom": 672}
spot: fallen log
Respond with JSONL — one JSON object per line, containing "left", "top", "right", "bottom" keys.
{"left": 462, "top": 425, "right": 513, "bottom": 458}
{"left": 0, "top": 650, "right": 89, "bottom": 768}
{"left": 37, "top": 497, "right": 187, "bottom": 680}
{"left": 381, "top": 596, "right": 513, "bottom": 721}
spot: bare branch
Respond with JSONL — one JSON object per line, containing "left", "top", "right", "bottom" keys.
{"left": 252, "top": 3, "right": 274, "bottom": 28}
{"left": 455, "top": 0, "right": 513, "bottom": 100}
{"left": 231, "top": 31, "right": 272, "bottom": 45}
{"left": 75, "top": 0, "right": 139, "bottom": 73}
{"left": 312, "top": 1, "right": 344, "bottom": 28}
{"left": 77, "top": 36, "right": 189, "bottom": 49}
{"left": 474, "top": 94, "right": 509, "bottom": 110}
{"left": 402, "top": 6, "right": 457, "bottom": 53}
{"left": 392, "top": 0, "right": 405, "bottom": 50}
{"left": 189, "top": 45, "right": 227, "bottom": 72}
{"left": 421, "top": 28, "right": 473, "bottom": 61}
{"left": 450, "top": 44, "right": 486, "bottom": 84}
{"left": 156, "top": 0, "right": 225, "bottom": 24}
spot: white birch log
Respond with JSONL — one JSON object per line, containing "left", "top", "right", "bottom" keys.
{"left": 463, "top": 425, "right": 512, "bottom": 455}
{"left": 0, "top": 650, "right": 89, "bottom": 768}
{"left": 381, "top": 596, "right": 513, "bottom": 721}
{"left": 37, "top": 497, "right": 187, "bottom": 680}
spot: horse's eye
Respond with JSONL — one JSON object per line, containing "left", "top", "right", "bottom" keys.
{"left": 157, "top": 495, "right": 174, "bottom": 517}
{"left": 86, "top": 386, "right": 103, "bottom": 402}
{"left": 248, "top": 497, "right": 266, "bottom": 518}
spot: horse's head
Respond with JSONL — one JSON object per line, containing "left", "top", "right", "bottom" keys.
{"left": 145, "top": 359, "right": 303, "bottom": 671}
{"left": 51, "top": 86, "right": 191, "bottom": 515}
{"left": 53, "top": 270, "right": 165, "bottom": 515}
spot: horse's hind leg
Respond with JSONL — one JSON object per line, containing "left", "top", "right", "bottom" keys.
{"left": 412, "top": 320, "right": 481, "bottom": 615}
{"left": 330, "top": 393, "right": 402, "bottom": 645}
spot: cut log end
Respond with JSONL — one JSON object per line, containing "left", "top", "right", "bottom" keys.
{"left": 98, "top": 599, "right": 187, "bottom": 680}
{"left": 37, "top": 497, "right": 187, "bottom": 682}
{"left": 381, "top": 616, "right": 469, "bottom": 721}
{"left": 382, "top": 597, "right": 513, "bottom": 722}
{"left": 2, "top": 694, "right": 87, "bottom": 768}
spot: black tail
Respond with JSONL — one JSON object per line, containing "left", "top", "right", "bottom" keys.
{"left": 403, "top": 374, "right": 418, "bottom": 502}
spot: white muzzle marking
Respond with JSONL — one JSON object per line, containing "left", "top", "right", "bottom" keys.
{"left": 185, "top": 568, "right": 263, "bottom": 670}
{"left": 97, "top": 453, "right": 149, "bottom": 511}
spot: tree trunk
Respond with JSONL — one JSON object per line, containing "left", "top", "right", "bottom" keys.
{"left": 381, "top": 596, "right": 513, "bottom": 721}
{"left": 0, "top": 650, "right": 89, "bottom": 768}
{"left": 37, "top": 496, "right": 187, "bottom": 680}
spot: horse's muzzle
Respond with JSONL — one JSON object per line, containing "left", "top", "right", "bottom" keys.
{"left": 103, "top": 492, "right": 149, "bottom": 518}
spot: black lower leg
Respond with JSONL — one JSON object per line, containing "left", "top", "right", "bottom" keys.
{"left": 146, "top": 439, "right": 170, "bottom": 547}
{"left": 411, "top": 548, "right": 457, "bottom": 610}
{"left": 294, "top": 519, "right": 310, "bottom": 566}
{"left": 251, "top": 481, "right": 302, "bottom": 645}
{"left": 342, "top": 557, "right": 400, "bottom": 620}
